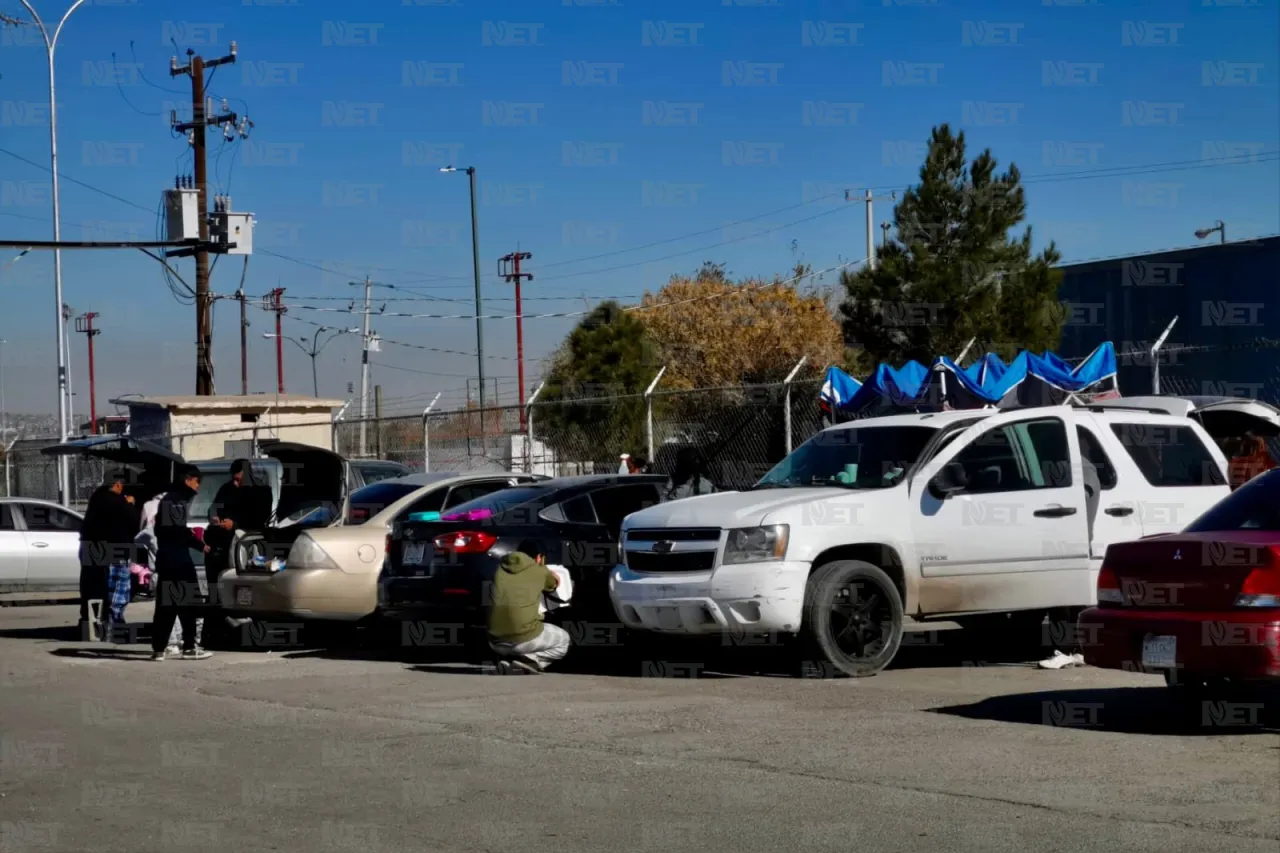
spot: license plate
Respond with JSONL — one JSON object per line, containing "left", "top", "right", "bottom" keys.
{"left": 1142, "top": 635, "right": 1177, "bottom": 669}
{"left": 235, "top": 587, "right": 253, "bottom": 607}
{"left": 403, "top": 542, "right": 426, "bottom": 566}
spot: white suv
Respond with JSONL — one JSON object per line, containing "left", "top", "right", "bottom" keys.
{"left": 610, "top": 398, "right": 1277, "bottom": 677}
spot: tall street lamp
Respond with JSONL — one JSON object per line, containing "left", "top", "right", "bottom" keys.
{"left": 264, "top": 327, "right": 357, "bottom": 397}
{"left": 20, "top": 0, "right": 90, "bottom": 504}
{"left": 440, "top": 165, "right": 485, "bottom": 423}
{"left": 1195, "top": 220, "right": 1226, "bottom": 244}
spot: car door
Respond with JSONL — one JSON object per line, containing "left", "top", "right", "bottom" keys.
{"left": 1074, "top": 421, "right": 1142, "bottom": 564}
{"left": 0, "top": 505, "right": 28, "bottom": 589}
{"left": 18, "top": 503, "right": 84, "bottom": 590}
{"left": 570, "top": 483, "right": 665, "bottom": 610}
{"left": 910, "top": 410, "right": 1090, "bottom": 614}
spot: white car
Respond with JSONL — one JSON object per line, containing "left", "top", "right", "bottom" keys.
{"left": 610, "top": 397, "right": 1279, "bottom": 677}
{"left": 0, "top": 498, "right": 83, "bottom": 593}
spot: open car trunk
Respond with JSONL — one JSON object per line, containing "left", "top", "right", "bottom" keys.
{"left": 233, "top": 442, "right": 350, "bottom": 573}
{"left": 40, "top": 436, "right": 185, "bottom": 499}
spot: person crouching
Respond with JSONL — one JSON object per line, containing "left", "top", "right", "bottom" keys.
{"left": 487, "top": 540, "right": 569, "bottom": 674}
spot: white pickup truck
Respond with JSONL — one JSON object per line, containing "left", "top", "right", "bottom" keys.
{"left": 610, "top": 397, "right": 1280, "bottom": 677}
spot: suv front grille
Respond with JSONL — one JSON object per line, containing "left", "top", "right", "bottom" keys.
{"left": 626, "top": 528, "right": 720, "bottom": 542}
{"left": 625, "top": 551, "right": 715, "bottom": 573}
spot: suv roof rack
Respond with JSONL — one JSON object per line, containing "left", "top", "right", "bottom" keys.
{"left": 1071, "top": 403, "right": 1176, "bottom": 416}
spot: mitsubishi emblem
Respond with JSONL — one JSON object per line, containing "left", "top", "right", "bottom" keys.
{"left": 1173, "top": 549, "right": 1182, "bottom": 560}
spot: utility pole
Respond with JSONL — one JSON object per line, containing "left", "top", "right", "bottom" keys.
{"left": 261, "top": 288, "right": 286, "bottom": 393}
{"left": 171, "top": 43, "right": 239, "bottom": 396}
{"left": 374, "top": 384, "right": 383, "bottom": 458}
{"left": 499, "top": 250, "right": 532, "bottom": 432}
{"left": 356, "top": 277, "right": 373, "bottom": 457}
{"left": 61, "top": 303, "right": 73, "bottom": 429}
{"left": 847, "top": 189, "right": 896, "bottom": 271}
{"left": 439, "top": 166, "right": 485, "bottom": 423}
{"left": 236, "top": 288, "right": 248, "bottom": 395}
{"left": 73, "top": 313, "right": 100, "bottom": 434}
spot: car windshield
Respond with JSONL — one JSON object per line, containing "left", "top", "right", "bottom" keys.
{"left": 1185, "top": 470, "right": 1280, "bottom": 532}
{"left": 189, "top": 471, "right": 230, "bottom": 520}
{"left": 346, "top": 482, "right": 422, "bottom": 524}
{"left": 755, "top": 425, "right": 939, "bottom": 490}
{"left": 436, "top": 485, "right": 552, "bottom": 520}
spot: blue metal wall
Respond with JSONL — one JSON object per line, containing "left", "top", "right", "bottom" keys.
{"left": 1057, "top": 236, "right": 1280, "bottom": 401}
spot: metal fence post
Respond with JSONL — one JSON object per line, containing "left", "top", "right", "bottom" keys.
{"left": 332, "top": 399, "right": 352, "bottom": 456}
{"left": 644, "top": 366, "right": 667, "bottom": 465}
{"left": 420, "top": 393, "right": 441, "bottom": 472}
{"left": 525, "top": 381, "right": 545, "bottom": 475}
{"left": 782, "top": 356, "right": 807, "bottom": 455}
{"left": 1151, "top": 315, "right": 1177, "bottom": 394}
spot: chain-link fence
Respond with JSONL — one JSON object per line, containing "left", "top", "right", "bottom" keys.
{"left": 7, "top": 341, "right": 1280, "bottom": 505}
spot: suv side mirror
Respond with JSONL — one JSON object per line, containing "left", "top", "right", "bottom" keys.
{"left": 929, "top": 462, "right": 969, "bottom": 499}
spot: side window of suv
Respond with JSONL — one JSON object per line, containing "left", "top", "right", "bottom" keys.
{"left": 1076, "top": 426, "right": 1118, "bottom": 490}
{"left": 951, "top": 418, "right": 1072, "bottom": 493}
{"left": 1109, "top": 422, "right": 1226, "bottom": 487}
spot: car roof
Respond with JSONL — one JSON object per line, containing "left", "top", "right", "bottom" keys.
{"left": 823, "top": 409, "right": 981, "bottom": 433}
{"left": 535, "top": 473, "right": 668, "bottom": 490}
{"left": 361, "top": 472, "right": 526, "bottom": 489}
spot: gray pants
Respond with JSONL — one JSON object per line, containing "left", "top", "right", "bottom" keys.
{"left": 489, "top": 624, "right": 570, "bottom": 670}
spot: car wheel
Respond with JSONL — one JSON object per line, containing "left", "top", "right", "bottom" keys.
{"left": 797, "top": 560, "right": 904, "bottom": 678}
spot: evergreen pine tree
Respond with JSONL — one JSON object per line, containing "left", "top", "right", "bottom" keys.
{"left": 839, "top": 124, "right": 1064, "bottom": 368}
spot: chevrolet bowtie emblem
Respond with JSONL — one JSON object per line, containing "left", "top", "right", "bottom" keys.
{"left": 652, "top": 541, "right": 674, "bottom": 554}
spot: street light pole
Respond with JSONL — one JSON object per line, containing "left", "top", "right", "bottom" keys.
{"left": 265, "top": 327, "right": 356, "bottom": 397}
{"left": 20, "top": 0, "right": 89, "bottom": 505}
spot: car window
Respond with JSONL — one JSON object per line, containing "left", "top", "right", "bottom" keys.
{"left": 440, "top": 485, "right": 553, "bottom": 520}
{"left": 21, "top": 503, "right": 81, "bottom": 533}
{"left": 560, "top": 495, "right": 598, "bottom": 525}
{"left": 1109, "top": 423, "right": 1226, "bottom": 487}
{"left": 951, "top": 417, "right": 1072, "bottom": 493}
{"left": 443, "top": 481, "right": 510, "bottom": 510}
{"left": 1186, "top": 470, "right": 1280, "bottom": 531}
{"left": 1076, "top": 426, "right": 1117, "bottom": 490}
{"left": 757, "top": 425, "right": 938, "bottom": 490}
{"left": 0, "top": 505, "right": 14, "bottom": 531}
{"left": 346, "top": 481, "right": 423, "bottom": 524}
{"left": 355, "top": 464, "right": 405, "bottom": 487}
{"left": 399, "top": 489, "right": 447, "bottom": 519}
{"left": 590, "top": 485, "right": 663, "bottom": 531}
{"left": 190, "top": 471, "right": 231, "bottom": 520}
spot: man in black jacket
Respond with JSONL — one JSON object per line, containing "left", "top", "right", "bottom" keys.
{"left": 151, "top": 465, "right": 212, "bottom": 660}
{"left": 78, "top": 470, "right": 138, "bottom": 632}
{"left": 202, "top": 459, "right": 252, "bottom": 646}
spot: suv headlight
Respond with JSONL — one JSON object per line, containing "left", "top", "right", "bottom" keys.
{"left": 286, "top": 534, "right": 341, "bottom": 570}
{"left": 722, "top": 525, "right": 789, "bottom": 565}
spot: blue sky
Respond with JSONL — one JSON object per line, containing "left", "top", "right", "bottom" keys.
{"left": 0, "top": 0, "right": 1277, "bottom": 416}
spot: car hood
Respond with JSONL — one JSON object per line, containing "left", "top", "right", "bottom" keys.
{"left": 622, "top": 488, "right": 855, "bottom": 530}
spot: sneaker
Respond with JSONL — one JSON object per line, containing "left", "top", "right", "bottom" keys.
{"left": 495, "top": 660, "right": 513, "bottom": 675}
{"left": 151, "top": 650, "right": 167, "bottom": 661}
{"left": 509, "top": 658, "right": 541, "bottom": 675}
{"left": 181, "top": 648, "right": 213, "bottom": 661}
{"left": 1038, "top": 650, "right": 1084, "bottom": 670}
{"left": 165, "top": 644, "right": 181, "bottom": 657}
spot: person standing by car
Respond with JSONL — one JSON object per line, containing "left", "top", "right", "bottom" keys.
{"left": 202, "top": 459, "right": 252, "bottom": 645}
{"left": 79, "top": 470, "right": 138, "bottom": 637}
{"left": 665, "top": 448, "right": 716, "bottom": 501}
{"left": 1227, "top": 432, "right": 1276, "bottom": 490}
{"left": 487, "top": 541, "right": 570, "bottom": 674}
{"left": 151, "top": 465, "right": 212, "bottom": 661}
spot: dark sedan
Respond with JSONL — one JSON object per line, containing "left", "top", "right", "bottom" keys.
{"left": 378, "top": 474, "right": 668, "bottom": 629}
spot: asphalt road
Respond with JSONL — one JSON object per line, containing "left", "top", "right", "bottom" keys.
{"left": 0, "top": 602, "right": 1277, "bottom": 853}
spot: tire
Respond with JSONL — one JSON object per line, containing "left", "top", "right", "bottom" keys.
{"left": 797, "top": 560, "right": 904, "bottom": 678}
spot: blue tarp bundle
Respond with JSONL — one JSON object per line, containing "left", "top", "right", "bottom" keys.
{"left": 820, "top": 342, "right": 1119, "bottom": 414}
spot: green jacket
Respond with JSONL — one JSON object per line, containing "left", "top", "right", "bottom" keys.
{"left": 487, "top": 552, "right": 559, "bottom": 645}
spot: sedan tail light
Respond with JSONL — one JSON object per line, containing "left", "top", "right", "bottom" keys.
{"left": 1236, "top": 553, "right": 1280, "bottom": 608}
{"left": 432, "top": 531, "right": 496, "bottom": 554}
{"left": 1096, "top": 564, "right": 1122, "bottom": 605}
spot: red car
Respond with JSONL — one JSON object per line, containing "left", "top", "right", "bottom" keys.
{"left": 1081, "top": 469, "right": 1280, "bottom": 692}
